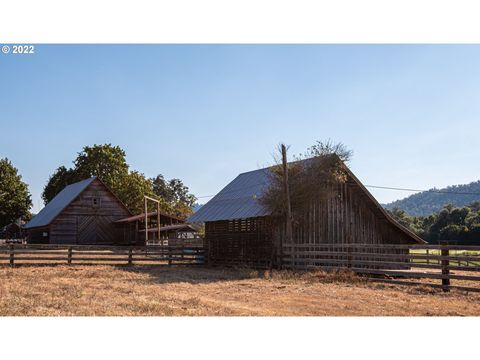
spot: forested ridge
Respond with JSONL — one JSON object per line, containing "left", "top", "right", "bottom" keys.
{"left": 388, "top": 202, "right": 480, "bottom": 244}
{"left": 384, "top": 180, "right": 480, "bottom": 216}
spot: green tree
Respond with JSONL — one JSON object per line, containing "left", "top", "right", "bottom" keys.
{"left": 0, "top": 158, "right": 32, "bottom": 227}
{"left": 42, "top": 144, "right": 130, "bottom": 205}
{"left": 469, "top": 201, "right": 480, "bottom": 212}
{"left": 468, "top": 224, "right": 480, "bottom": 241}
{"left": 152, "top": 174, "right": 197, "bottom": 218}
{"left": 439, "top": 224, "right": 468, "bottom": 241}
{"left": 152, "top": 175, "right": 174, "bottom": 202}
{"left": 42, "top": 144, "right": 197, "bottom": 216}
{"left": 74, "top": 144, "right": 129, "bottom": 192}
{"left": 301, "top": 140, "right": 353, "bottom": 163}
{"left": 261, "top": 140, "right": 353, "bottom": 220}
{"left": 42, "top": 166, "right": 78, "bottom": 203}
{"left": 388, "top": 207, "right": 426, "bottom": 235}
{"left": 388, "top": 208, "right": 413, "bottom": 229}
{"left": 117, "top": 171, "right": 161, "bottom": 214}
{"left": 392, "top": 202, "right": 480, "bottom": 243}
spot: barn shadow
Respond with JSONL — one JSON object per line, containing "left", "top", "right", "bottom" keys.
{"left": 115, "top": 264, "right": 265, "bottom": 285}
{"left": 0, "top": 262, "right": 267, "bottom": 285}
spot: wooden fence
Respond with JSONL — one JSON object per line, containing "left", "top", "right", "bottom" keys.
{"left": 283, "top": 243, "right": 480, "bottom": 292}
{"left": 0, "top": 244, "right": 205, "bottom": 266}
{"left": 4, "top": 242, "right": 480, "bottom": 292}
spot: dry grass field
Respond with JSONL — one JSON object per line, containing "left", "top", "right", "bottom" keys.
{"left": 1, "top": 265, "right": 480, "bottom": 316}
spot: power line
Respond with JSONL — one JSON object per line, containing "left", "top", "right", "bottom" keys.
{"left": 196, "top": 181, "right": 269, "bottom": 199}
{"left": 195, "top": 183, "right": 480, "bottom": 200}
{"left": 364, "top": 185, "right": 480, "bottom": 196}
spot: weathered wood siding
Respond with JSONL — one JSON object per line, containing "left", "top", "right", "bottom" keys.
{"left": 205, "top": 178, "right": 419, "bottom": 267}
{"left": 26, "top": 227, "right": 50, "bottom": 244}
{"left": 275, "top": 179, "right": 417, "bottom": 246}
{"left": 49, "top": 179, "right": 131, "bottom": 245}
{"left": 206, "top": 217, "right": 273, "bottom": 266}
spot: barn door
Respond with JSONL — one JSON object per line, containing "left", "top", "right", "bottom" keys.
{"left": 77, "top": 216, "right": 98, "bottom": 244}
{"left": 77, "top": 216, "right": 116, "bottom": 244}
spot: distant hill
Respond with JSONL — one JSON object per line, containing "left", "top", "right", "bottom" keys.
{"left": 384, "top": 180, "right": 480, "bottom": 216}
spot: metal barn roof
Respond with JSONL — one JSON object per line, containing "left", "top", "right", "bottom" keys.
{"left": 24, "top": 177, "right": 97, "bottom": 229}
{"left": 187, "top": 168, "right": 272, "bottom": 223}
{"left": 186, "top": 160, "right": 425, "bottom": 244}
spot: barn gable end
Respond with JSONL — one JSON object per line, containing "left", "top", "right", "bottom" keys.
{"left": 25, "top": 177, "right": 132, "bottom": 245}
{"left": 49, "top": 179, "right": 132, "bottom": 244}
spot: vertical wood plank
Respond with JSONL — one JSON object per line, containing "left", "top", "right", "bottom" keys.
{"left": 128, "top": 248, "right": 133, "bottom": 265}
{"left": 68, "top": 246, "right": 72, "bottom": 265}
{"left": 157, "top": 202, "right": 161, "bottom": 243}
{"left": 9, "top": 245, "right": 14, "bottom": 267}
{"left": 144, "top": 197, "right": 148, "bottom": 244}
{"left": 441, "top": 244, "right": 450, "bottom": 292}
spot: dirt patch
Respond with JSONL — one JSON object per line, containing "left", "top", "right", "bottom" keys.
{"left": 0, "top": 265, "right": 479, "bottom": 316}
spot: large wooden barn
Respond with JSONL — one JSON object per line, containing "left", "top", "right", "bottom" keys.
{"left": 188, "top": 160, "right": 425, "bottom": 266}
{"left": 25, "top": 177, "right": 192, "bottom": 245}
{"left": 24, "top": 177, "right": 133, "bottom": 245}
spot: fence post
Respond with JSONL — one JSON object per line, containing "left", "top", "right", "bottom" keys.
{"left": 9, "top": 245, "right": 14, "bottom": 267}
{"left": 204, "top": 238, "right": 210, "bottom": 267}
{"left": 68, "top": 246, "right": 72, "bottom": 265}
{"left": 168, "top": 246, "right": 172, "bottom": 266}
{"left": 440, "top": 243, "right": 450, "bottom": 292}
{"left": 347, "top": 246, "right": 352, "bottom": 269}
{"left": 291, "top": 244, "right": 295, "bottom": 270}
{"left": 270, "top": 246, "right": 276, "bottom": 271}
{"left": 128, "top": 248, "right": 133, "bottom": 265}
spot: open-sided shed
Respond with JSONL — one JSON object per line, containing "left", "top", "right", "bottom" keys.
{"left": 113, "top": 211, "right": 193, "bottom": 245}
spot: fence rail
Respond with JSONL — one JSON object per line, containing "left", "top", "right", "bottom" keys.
{"left": 0, "top": 244, "right": 205, "bottom": 266}
{"left": 282, "top": 243, "right": 480, "bottom": 292}
{"left": 4, "top": 242, "right": 480, "bottom": 292}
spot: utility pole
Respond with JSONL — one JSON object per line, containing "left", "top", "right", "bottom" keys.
{"left": 281, "top": 144, "right": 293, "bottom": 246}
{"left": 144, "top": 197, "right": 148, "bottom": 244}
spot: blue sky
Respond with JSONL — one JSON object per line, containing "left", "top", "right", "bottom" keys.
{"left": 1, "top": 45, "right": 479, "bottom": 213}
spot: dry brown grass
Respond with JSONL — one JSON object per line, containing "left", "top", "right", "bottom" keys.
{"left": 1, "top": 265, "right": 480, "bottom": 316}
